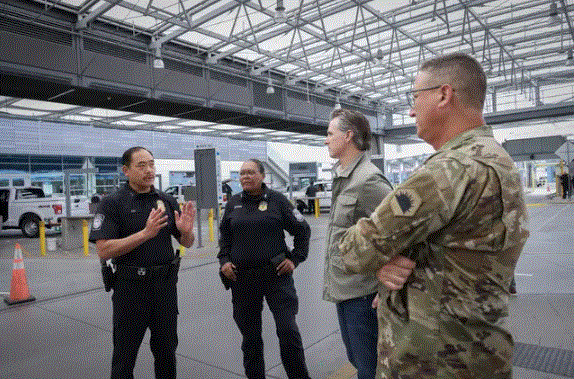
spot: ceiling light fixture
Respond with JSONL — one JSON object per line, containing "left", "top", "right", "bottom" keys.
{"left": 266, "top": 78, "right": 275, "bottom": 94}
{"left": 206, "top": 53, "right": 217, "bottom": 65}
{"left": 153, "top": 47, "right": 164, "bottom": 69}
{"left": 334, "top": 96, "right": 341, "bottom": 109}
{"left": 549, "top": 1, "right": 561, "bottom": 24}
{"left": 376, "top": 48, "right": 383, "bottom": 66}
{"left": 275, "top": 0, "right": 287, "bottom": 23}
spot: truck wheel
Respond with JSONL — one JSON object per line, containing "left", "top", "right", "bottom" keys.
{"left": 296, "top": 201, "right": 306, "bottom": 213}
{"left": 21, "top": 215, "right": 40, "bottom": 238}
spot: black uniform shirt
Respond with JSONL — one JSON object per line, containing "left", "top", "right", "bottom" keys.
{"left": 89, "top": 184, "right": 181, "bottom": 267}
{"left": 218, "top": 183, "right": 310, "bottom": 269}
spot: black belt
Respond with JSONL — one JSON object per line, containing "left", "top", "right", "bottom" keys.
{"left": 115, "top": 257, "right": 180, "bottom": 281}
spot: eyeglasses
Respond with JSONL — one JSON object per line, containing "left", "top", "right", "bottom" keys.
{"left": 406, "top": 85, "right": 443, "bottom": 107}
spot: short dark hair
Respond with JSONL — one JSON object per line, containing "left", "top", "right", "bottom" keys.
{"left": 122, "top": 146, "right": 153, "bottom": 167}
{"left": 420, "top": 53, "right": 487, "bottom": 110}
{"left": 247, "top": 158, "right": 265, "bottom": 174}
{"left": 330, "top": 108, "right": 371, "bottom": 151}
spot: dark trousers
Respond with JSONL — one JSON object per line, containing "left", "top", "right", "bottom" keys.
{"left": 336, "top": 293, "right": 378, "bottom": 379}
{"left": 231, "top": 267, "right": 310, "bottom": 379}
{"left": 110, "top": 271, "right": 178, "bottom": 379}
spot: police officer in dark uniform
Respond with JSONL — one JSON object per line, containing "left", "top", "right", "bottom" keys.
{"left": 305, "top": 181, "right": 317, "bottom": 214}
{"left": 218, "top": 159, "right": 311, "bottom": 379}
{"left": 90, "top": 146, "right": 195, "bottom": 379}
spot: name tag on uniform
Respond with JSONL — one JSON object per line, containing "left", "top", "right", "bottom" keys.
{"left": 156, "top": 199, "right": 166, "bottom": 212}
{"left": 258, "top": 201, "right": 268, "bottom": 211}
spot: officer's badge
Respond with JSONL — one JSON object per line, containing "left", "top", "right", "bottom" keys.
{"left": 258, "top": 201, "right": 268, "bottom": 211}
{"left": 156, "top": 199, "right": 166, "bottom": 212}
{"left": 292, "top": 208, "right": 304, "bottom": 222}
{"left": 92, "top": 214, "right": 104, "bottom": 230}
{"left": 390, "top": 189, "right": 421, "bottom": 217}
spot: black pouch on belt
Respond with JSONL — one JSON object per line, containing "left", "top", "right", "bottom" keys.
{"left": 101, "top": 259, "right": 116, "bottom": 292}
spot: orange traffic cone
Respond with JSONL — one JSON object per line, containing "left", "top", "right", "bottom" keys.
{"left": 4, "top": 243, "right": 35, "bottom": 305}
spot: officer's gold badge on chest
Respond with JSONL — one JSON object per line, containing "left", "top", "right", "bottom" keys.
{"left": 156, "top": 199, "right": 166, "bottom": 212}
{"left": 258, "top": 201, "right": 268, "bottom": 211}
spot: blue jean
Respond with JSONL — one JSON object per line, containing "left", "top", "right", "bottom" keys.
{"left": 336, "top": 293, "right": 378, "bottom": 379}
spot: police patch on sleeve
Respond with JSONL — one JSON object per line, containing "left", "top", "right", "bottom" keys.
{"left": 292, "top": 208, "right": 304, "bottom": 222}
{"left": 390, "top": 189, "right": 421, "bottom": 217}
{"left": 92, "top": 214, "right": 104, "bottom": 230}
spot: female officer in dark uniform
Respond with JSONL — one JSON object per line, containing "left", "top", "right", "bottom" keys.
{"left": 90, "top": 146, "right": 195, "bottom": 379}
{"left": 218, "top": 159, "right": 311, "bottom": 379}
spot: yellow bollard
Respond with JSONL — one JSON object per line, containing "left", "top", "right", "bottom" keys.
{"left": 39, "top": 220, "right": 46, "bottom": 257}
{"left": 314, "top": 198, "right": 320, "bottom": 218}
{"left": 208, "top": 208, "right": 214, "bottom": 242}
{"left": 82, "top": 219, "right": 89, "bottom": 257}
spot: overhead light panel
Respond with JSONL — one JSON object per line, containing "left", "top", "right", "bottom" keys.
{"left": 266, "top": 78, "right": 275, "bottom": 94}
{"left": 275, "top": 0, "right": 287, "bottom": 23}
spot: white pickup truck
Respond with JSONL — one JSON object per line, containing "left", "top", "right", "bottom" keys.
{"left": 0, "top": 187, "right": 89, "bottom": 237}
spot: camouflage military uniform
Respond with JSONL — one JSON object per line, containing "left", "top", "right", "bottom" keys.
{"left": 339, "top": 125, "right": 529, "bottom": 379}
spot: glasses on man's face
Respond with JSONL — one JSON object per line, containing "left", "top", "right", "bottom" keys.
{"left": 406, "top": 85, "right": 443, "bottom": 107}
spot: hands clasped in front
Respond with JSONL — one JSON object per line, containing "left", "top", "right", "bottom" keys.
{"left": 221, "top": 258, "right": 295, "bottom": 282}
{"left": 372, "top": 255, "right": 416, "bottom": 308}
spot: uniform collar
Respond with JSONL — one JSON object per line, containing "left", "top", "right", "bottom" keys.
{"left": 426, "top": 125, "right": 493, "bottom": 162}
{"left": 333, "top": 152, "right": 366, "bottom": 179}
{"left": 241, "top": 182, "right": 269, "bottom": 201}
{"left": 123, "top": 182, "right": 159, "bottom": 198}
{"left": 440, "top": 125, "right": 492, "bottom": 152}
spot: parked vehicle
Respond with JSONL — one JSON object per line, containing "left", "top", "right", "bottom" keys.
{"left": 0, "top": 186, "right": 89, "bottom": 237}
{"left": 165, "top": 180, "right": 242, "bottom": 207}
{"left": 292, "top": 181, "right": 332, "bottom": 213}
{"left": 164, "top": 185, "right": 190, "bottom": 204}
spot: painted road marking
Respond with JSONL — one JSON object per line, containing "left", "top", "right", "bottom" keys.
{"left": 526, "top": 203, "right": 546, "bottom": 207}
{"left": 515, "top": 273, "right": 533, "bottom": 277}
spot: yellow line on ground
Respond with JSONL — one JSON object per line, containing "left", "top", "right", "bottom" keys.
{"left": 526, "top": 203, "right": 546, "bottom": 207}
{"left": 327, "top": 362, "right": 357, "bottom": 379}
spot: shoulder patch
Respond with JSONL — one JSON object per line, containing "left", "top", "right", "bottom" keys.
{"left": 292, "top": 208, "right": 304, "bottom": 222}
{"left": 92, "top": 214, "right": 104, "bottom": 230}
{"left": 390, "top": 189, "right": 421, "bottom": 217}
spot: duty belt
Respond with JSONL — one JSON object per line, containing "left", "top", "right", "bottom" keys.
{"left": 115, "top": 257, "right": 180, "bottom": 281}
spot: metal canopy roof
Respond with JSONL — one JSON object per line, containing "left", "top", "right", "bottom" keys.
{"left": 0, "top": 0, "right": 573, "bottom": 146}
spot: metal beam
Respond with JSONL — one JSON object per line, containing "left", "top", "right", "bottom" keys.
{"left": 154, "top": 1, "right": 242, "bottom": 47}
{"left": 76, "top": 0, "right": 123, "bottom": 30}
{"left": 384, "top": 102, "right": 574, "bottom": 140}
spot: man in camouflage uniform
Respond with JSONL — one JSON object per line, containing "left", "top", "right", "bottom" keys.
{"left": 338, "top": 53, "right": 529, "bottom": 379}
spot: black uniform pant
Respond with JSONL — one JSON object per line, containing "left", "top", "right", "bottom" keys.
{"left": 111, "top": 269, "right": 178, "bottom": 379}
{"left": 231, "top": 266, "right": 310, "bottom": 379}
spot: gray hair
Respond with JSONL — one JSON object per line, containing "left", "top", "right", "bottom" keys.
{"left": 330, "top": 108, "right": 371, "bottom": 151}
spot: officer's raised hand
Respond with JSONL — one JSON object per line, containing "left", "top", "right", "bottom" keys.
{"left": 143, "top": 207, "right": 169, "bottom": 238}
{"left": 175, "top": 201, "right": 196, "bottom": 234}
{"left": 276, "top": 258, "right": 295, "bottom": 275}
